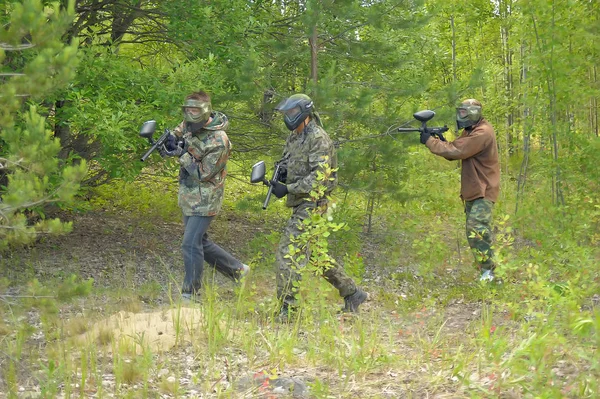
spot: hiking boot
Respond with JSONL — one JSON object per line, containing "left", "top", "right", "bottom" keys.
{"left": 277, "top": 306, "right": 289, "bottom": 323}
{"left": 343, "top": 289, "right": 369, "bottom": 313}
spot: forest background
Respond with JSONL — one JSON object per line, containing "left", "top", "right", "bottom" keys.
{"left": 0, "top": 0, "right": 599, "bottom": 397}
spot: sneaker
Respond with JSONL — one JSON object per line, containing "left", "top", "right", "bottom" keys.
{"left": 233, "top": 264, "right": 250, "bottom": 282}
{"left": 479, "top": 269, "right": 499, "bottom": 283}
{"left": 239, "top": 264, "right": 250, "bottom": 278}
{"left": 343, "top": 289, "right": 369, "bottom": 313}
{"left": 181, "top": 292, "right": 200, "bottom": 303}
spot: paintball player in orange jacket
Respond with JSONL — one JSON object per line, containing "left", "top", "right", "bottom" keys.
{"left": 420, "top": 99, "right": 501, "bottom": 282}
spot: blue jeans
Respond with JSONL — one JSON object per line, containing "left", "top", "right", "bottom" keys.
{"left": 181, "top": 215, "right": 244, "bottom": 294}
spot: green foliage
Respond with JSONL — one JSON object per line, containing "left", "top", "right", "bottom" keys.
{"left": 0, "top": 0, "right": 86, "bottom": 250}
{"left": 88, "top": 177, "right": 179, "bottom": 221}
{"left": 286, "top": 162, "right": 351, "bottom": 287}
{"left": 58, "top": 50, "right": 231, "bottom": 181}
{"left": 1, "top": 0, "right": 600, "bottom": 396}
{"left": 0, "top": 0, "right": 78, "bottom": 126}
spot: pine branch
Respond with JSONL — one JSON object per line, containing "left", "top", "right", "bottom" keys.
{"left": 0, "top": 43, "right": 35, "bottom": 50}
{"left": 0, "top": 181, "right": 76, "bottom": 218}
{"left": 0, "top": 157, "right": 24, "bottom": 170}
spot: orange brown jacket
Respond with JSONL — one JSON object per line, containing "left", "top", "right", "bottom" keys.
{"left": 425, "top": 118, "right": 500, "bottom": 202}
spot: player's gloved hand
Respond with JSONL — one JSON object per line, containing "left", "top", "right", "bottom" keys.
{"left": 164, "top": 134, "right": 179, "bottom": 151}
{"left": 271, "top": 181, "right": 288, "bottom": 198}
{"left": 277, "top": 165, "right": 288, "bottom": 184}
{"left": 159, "top": 138, "right": 187, "bottom": 157}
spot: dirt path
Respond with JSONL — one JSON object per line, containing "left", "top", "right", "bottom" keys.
{"left": 0, "top": 209, "right": 494, "bottom": 398}
{"left": 2, "top": 209, "right": 262, "bottom": 296}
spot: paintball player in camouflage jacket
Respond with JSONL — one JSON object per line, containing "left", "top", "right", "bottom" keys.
{"left": 269, "top": 93, "right": 368, "bottom": 321}
{"left": 420, "top": 99, "right": 500, "bottom": 282}
{"left": 160, "top": 91, "right": 249, "bottom": 301}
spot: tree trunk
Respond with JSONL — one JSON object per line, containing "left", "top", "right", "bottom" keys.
{"left": 365, "top": 193, "right": 375, "bottom": 235}
{"left": 450, "top": 14, "right": 457, "bottom": 82}
{"left": 592, "top": 65, "right": 599, "bottom": 137}
{"left": 516, "top": 40, "right": 531, "bottom": 214}
{"left": 532, "top": 10, "right": 564, "bottom": 207}
{"left": 309, "top": 24, "right": 318, "bottom": 86}
{"left": 500, "top": 0, "right": 514, "bottom": 160}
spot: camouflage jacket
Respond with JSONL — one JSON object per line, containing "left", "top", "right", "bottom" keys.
{"left": 173, "top": 111, "right": 231, "bottom": 216}
{"left": 282, "top": 119, "right": 338, "bottom": 208}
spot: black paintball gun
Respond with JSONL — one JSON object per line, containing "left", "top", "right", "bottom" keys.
{"left": 397, "top": 110, "right": 448, "bottom": 141}
{"left": 250, "top": 159, "right": 286, "bottom": 210}
{"left": 139, "top": 120, "right": 172, "bottom": 161}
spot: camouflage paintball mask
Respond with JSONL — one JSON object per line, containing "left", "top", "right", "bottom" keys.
{"left": 456, "top": 99, "right": 482, "bottom": 130}
{"left": 182, "top": 99, "right": 212, "bottom": 124}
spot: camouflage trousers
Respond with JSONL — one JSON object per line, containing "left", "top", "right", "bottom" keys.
{"left": 465, "top": 198, "right": 495, "bottom": 271}
{"left": 276, "top": 201, "right": 357, "bottom": 306}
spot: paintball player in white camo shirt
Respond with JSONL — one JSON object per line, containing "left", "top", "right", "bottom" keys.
{"left": 159, "top": 90, "right": 249, "bottom": 301}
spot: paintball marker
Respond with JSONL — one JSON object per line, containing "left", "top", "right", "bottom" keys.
{"left": 397, "top": 110, "right": 448, "bottom": 141}
{"left": 139, "top": 120, "right": 171, "bottom": 161}
{"left": 250, "top": 160, "right": 285, "bottom": 210}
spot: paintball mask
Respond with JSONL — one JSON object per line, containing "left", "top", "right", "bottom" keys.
{"left": 275, "top": 94, "right": 314, "bottom": 131}
{"left": 456, "top": 99, "right": 482, "bottom": 130}
{"left": 182, "top": 99, "right": 212, "bottom": 125}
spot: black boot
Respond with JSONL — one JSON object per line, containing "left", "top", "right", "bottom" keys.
{"left": 277, "top": 303, "right": 299, "bottom": 323}
{"left": 343, "top": 289, "right": 368, "bottom": 313}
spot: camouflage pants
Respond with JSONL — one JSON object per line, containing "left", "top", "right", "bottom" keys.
{"left": 465, "top": 198, "right": 495, "bottom": 271}
{"left": 276, "top": 202, "right": 357, "bottom": 306}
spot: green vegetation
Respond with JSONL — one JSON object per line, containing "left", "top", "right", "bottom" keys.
{"left": 1, "top": 0, "right": 599, "bottom": 397}
{"left": 0, "top": 0, "right": 86, "bottom": 249}
{"left": 0, "top": 152, "right": 598, "bottom": 397}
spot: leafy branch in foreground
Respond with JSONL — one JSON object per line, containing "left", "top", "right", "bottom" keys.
{"left": 285, "top": 160, "right": 349, "bottom": 307}
{"left": 0, "top": 0, "right": 86, "bottom": 250}
{"left": 0, "top": 107, "right": 87, "bottom": 249}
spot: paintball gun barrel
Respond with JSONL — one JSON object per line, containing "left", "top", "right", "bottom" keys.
{"left": 139, "top": 120, "right": 172, "bottom": 161}
{"left": 397, "top": 110, "right": 448, "bottom": 141}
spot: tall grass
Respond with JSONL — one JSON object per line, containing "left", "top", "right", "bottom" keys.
{"left": 0, "top": 152, "right": 598, "bottom": 397}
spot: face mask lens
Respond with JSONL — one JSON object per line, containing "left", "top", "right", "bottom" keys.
{"left": 184, "top": 107, "right": 202, "bottom": 116}
{"left": 285, "top": 106, "right": 301, "bottom": 119}
{"left": 457, "top": 108, "right": 469, "bottom": 118}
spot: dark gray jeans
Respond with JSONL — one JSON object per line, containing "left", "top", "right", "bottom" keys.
{"left": 181, "top": 215, "right": 243, "bottom": 294}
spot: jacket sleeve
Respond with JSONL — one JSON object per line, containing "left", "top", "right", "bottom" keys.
{"left": 426, "top": 128, "right": 491, "bottom": 160}
{"left": 178, "top": 132, "right": 230, "bottom": 182}
{"left": 172, "top": 121, "right": 185, "bottom": 138}
{"left": 287, "top": 135, "right": 333, "bottom": 195}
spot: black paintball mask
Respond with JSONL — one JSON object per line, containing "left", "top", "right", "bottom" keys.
{"left": 182, "top": 99, "right": 212, "bottom": 132}
{"left": 275, "top": 94, "right": 314, "bottom": 131}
